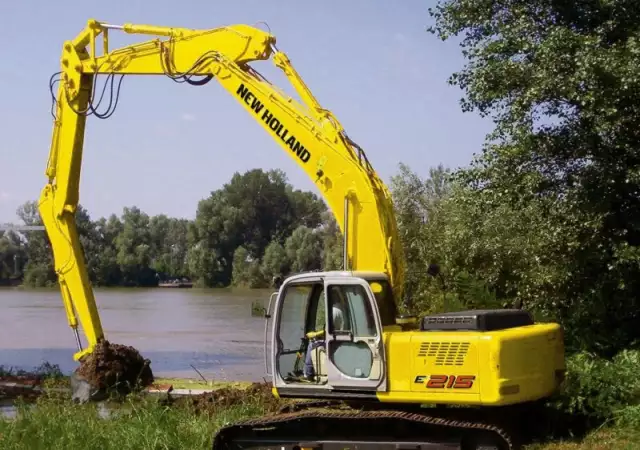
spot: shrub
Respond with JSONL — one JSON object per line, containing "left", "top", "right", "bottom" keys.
{"left": 549, "top": 350, "right": 640, "bottom": 433}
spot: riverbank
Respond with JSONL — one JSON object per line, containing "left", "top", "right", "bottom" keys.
{"left": 0, "top": 379, "right": 283, "bottom": 449}
{"left": 1, "top": 388, "right": 637, "bottom": 450}
{"left": 0, "top": 376, "right": 255, "bottom": 401}
{"left": 0, "top": 365, "right": 255, "bottom": 401}
{"left": 2, "top": 361, "right": 640, "bottom": 449}
{"left": 1, "top": 377, "right": 638, "bottom": 449}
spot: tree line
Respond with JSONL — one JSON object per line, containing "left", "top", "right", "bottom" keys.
{"left": 0, "top": 169, "right": 344, "bottom": 290}
{"left": 2, "top": 157, "right": 637, "bottom": 357}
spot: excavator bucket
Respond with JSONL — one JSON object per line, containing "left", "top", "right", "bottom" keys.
{"left": 68, "top": 339, "right": 155, "bottom": 403}
{"left": 69, "top": 371, "right": 109, "bottom": 403}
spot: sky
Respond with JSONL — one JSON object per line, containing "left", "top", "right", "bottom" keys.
{"left": 0, "top": 0, "right": 494, "bottom": 224}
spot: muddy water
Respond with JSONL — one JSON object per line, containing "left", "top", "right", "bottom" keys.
{"left": 0, "top": 287, "right": 274, "bottom": 382}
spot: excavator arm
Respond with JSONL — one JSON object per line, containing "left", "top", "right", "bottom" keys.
{"left": 41, "top": 19, "right": 405, "bottom": 361}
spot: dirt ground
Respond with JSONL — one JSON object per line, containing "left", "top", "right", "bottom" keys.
{"left": 75, "top": 339, "right": 154, "bottom": 393}
{"left": 171, "top": 381, "right": 286, "bottom": 415}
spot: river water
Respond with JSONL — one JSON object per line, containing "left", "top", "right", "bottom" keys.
{"left": 0, "top": 287, "right": 274, "bottom": 382}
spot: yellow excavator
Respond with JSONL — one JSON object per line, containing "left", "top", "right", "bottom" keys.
{"left": 41, "top": 19, "right": 566, "bottom": 450}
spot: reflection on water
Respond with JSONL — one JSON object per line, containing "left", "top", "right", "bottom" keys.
{"left": 0, "top": 399, "right": 17, "bottom": 419}
{"left": 0, "top": 287, "right": 274, "bottom": 381}
{"left": 0, "top": 398, "right": 114, "bottom": 419}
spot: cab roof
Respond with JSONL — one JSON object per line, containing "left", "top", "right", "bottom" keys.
{"left": 283, "top": 270, "right": 389, "bottom": 284}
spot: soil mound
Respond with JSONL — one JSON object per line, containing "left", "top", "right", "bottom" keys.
{"left": 176, "top": 382, "right": 284, "bottom": 415}
{"left": 75, "top": 339, "right": 154, "bottom": 393}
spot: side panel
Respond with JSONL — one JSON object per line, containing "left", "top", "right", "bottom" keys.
{"left": 377, "top": 331, "right": 481, "bottom": 404}
{"left": 409, "top": 333, "right": 481, "bottom": 400}
{"left": 486, "top": 323, "right": 565, "bottom": 404}
{"left": 377, "top": 324, "right": 564, "bottom": 406}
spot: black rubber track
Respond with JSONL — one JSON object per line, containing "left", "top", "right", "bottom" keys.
{"left": 211, "top": 407, "right": 517, "bottom": 450}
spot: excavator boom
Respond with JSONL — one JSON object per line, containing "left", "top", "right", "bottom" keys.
{"left": 41, "top": 19, "right": 404, "bottom": 360}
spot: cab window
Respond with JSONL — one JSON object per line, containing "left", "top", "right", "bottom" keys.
{"left": 327, "top": 284, "right": 377, "bottom": 337}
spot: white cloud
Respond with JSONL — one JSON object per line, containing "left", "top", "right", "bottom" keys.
{"left": 181, "top": 113, "right": 196, "bottom": 121}
{"left": 0, "top": 191, "right": 10, "bottom": 202}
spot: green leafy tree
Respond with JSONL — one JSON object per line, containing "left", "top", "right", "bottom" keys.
{"left": 0, "top": 231, "right": 27, "bottom": 283}
{"left": 74, "top": 205, "right": 104, "bottom": 285}
{"left": 285, "top": 225, "right": 323, "bottom": 274}
{"left": 9, "top": 168, "right": 340, "bottom": 289}
{"left": 318, "top": 212, "right": 343, "bottom": 271}
{"left": 231, "top": 246, "right": 266, "bottom": 288}
{"left": 260, "top": 241, "right": 290, "bottom": 283}
{"left": 186, "top": 242, "right": 222, "bottom": 287}
{"left": 114, "top": 206, "right": 155, "bottom": 286}
{"left": 16, "top": 201, "right": 56, "bottom": 287}
{"left": 188, "top": 169, "right": 326, "bottom": 286}
{"left": 231, "top": 246, "right": 251, "bottom": 286}
{"left": 391, "top": 164, "right": 461, "bottom": 313}
{"left": 149, "top": 215, "right": 190, "bottom": 279}
{"left": 428, "top": 0, "right": 640, "bottom": 355}
{"left": 91, "top": 214, "right": 123, "bottom": 286}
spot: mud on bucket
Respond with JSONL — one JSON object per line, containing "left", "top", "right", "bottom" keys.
{"left": 71, "top": 339, "right": 154, "bottom": 403}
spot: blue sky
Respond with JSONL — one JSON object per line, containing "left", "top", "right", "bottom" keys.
{"left": 0, "top": 0, "right": 493, "bottom": 223}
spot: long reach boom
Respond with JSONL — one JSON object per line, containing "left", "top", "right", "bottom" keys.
{"left": 41, "top": 19, "right": 405, "bottom": 360}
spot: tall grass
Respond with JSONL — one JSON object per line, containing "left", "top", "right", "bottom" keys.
{"left": 0, "top": 392, "right": 266, "bottom": 450}
{"left": 529, "top": 428, "right": 640, "bottom": 450}
{"left": 2, "top": 391, "right": 638, "bottom": 450}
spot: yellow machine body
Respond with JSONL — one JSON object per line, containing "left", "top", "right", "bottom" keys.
{"left": 378, "top": 324, "right": 564, "bottom": 406}
{"left": 267, "top": 272, "right": 565, "bottom": 411}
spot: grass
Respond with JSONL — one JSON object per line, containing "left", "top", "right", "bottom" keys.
{"left": 1, "top": 391, "right": 638, "bottom": 450}
{"left": 527, "top": 428, "right": 640, "bottom": 450}
{"left": 2, "top": 359, "right": 639, "bottom": 449}
{"left": 153, "top": 377, "right": 252, "bottom": 391}
{"left": 0, "top": 363, "right": 280, "bottom": 449}
{"left": 0, "top": 394, "right": 267, "bottom": 450}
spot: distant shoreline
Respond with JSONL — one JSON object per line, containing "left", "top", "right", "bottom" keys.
{"left": 0, "top": 285, "right": 272, "bottom": 291}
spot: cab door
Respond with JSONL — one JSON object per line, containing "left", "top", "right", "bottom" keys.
{"left": 323, "top": 277, "right": 387, "bottom": 392}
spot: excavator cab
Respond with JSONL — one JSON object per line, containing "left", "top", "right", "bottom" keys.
{"left": 266, "top": 271, "right": 392, "bottom": 398}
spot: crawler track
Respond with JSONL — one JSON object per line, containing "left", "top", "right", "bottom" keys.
{"left": 212, "top": 405, "right": 519, "bottom": 450}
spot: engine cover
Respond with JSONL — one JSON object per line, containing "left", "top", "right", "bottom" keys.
{"left": 378, "top": 310, "right": 565, "bottom": 406}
